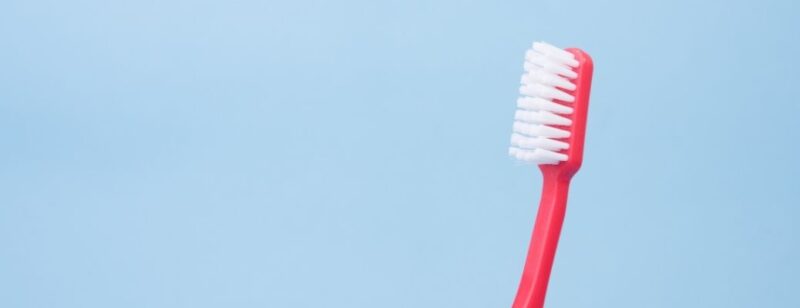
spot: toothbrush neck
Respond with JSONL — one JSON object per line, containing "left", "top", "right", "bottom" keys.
{"left": 540, "top": 165, "right": 578, "bottom": 183}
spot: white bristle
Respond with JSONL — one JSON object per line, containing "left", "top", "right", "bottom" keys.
{"left": 524, "top": 52, "right": 578, "bottom": 79}
{"left": 510, "top": 41, "right": 577, "bottom": 164}
{"left": 511, "top": 133, "right": 569, "bottom": 151}
{"left": 521, "top": 70, "right": 576, "bottom": 91}
{"left": 532, "top": 42, "right": 579, "bottom": 67}
{"left": 513, "top": 122, "right": 570, "bottom": 139}
{"left": 516, "top": 97, "right": 573, "bottom": 114}
{"left": 514, "top": 110, "right": 572, "bottom": 126}
{"left": 508, "top": 147, "right": 568, "bottom": 165}
{"left": 519, "top": 83, "right": 575, "bottom": 102}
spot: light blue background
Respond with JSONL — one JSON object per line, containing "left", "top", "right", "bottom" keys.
{"left": 1, "top": 0, "right": 798, "bottom": 307}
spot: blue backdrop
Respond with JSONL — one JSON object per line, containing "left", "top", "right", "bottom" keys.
{"left": 1, "top": 0, "right": 798, "bottom": 307}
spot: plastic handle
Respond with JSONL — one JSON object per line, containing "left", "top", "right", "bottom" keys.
{"left": 512, "top": 170, "right": 571, "bottom": 308}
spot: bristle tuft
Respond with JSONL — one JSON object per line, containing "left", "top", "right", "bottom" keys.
{"left": 510, "top": 41, "right": 577, "bottom": 165}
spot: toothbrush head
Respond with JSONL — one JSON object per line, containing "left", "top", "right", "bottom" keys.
{"left": 509, "top": 42, "right": 594, "bottom": 176}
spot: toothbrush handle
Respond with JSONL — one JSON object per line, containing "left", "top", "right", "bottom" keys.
{"left": 512, "top": 175, "right": 571, "bottom": 308}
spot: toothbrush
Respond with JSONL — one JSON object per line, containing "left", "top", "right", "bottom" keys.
{"left": 508, "top": 42, "right": 594, "bottom": 308}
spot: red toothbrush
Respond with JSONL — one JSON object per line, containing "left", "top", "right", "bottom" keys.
{"left": 508, "top": 42, "right": 594, "bottom": 308}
